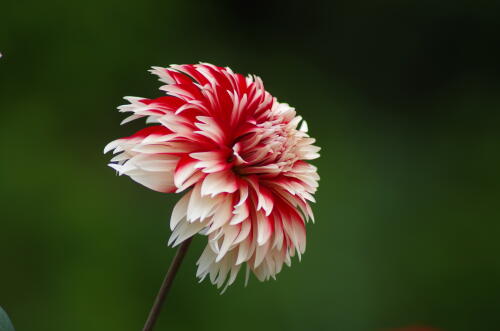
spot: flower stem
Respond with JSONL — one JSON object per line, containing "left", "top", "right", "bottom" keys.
{"left": 142, "top": 237, "right": 193, "bottom": 331}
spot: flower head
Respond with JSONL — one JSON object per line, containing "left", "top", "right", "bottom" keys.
{"left": 105, "top": 63, "right": 320, "bottom": 290}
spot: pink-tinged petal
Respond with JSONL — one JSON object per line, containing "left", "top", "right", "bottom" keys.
{"left": 201, "top": 170, "right": 238, "bottom": 197}
{"left": 174, "top": 155, "right": 199, "bottom": 188}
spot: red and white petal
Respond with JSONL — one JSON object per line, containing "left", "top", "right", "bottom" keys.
{"left": 201, "top": 170, "right": 238, "bottom": 197}
{"left": 106, "top": 63, "right": 320, "bottom": 290}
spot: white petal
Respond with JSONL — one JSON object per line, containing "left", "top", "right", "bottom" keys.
{"left": 299, "top": 120, "right": 308, "bottom": 132}
{"left": 170, "top": 191, "right": 191, "bottom": 230}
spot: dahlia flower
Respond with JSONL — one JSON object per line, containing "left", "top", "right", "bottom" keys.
{"left": 105, "top": 63, "right": 320, "bottom": 290}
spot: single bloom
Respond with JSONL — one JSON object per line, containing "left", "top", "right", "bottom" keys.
{"left": 104, "top": 63, "right": 320, "bottom": 290}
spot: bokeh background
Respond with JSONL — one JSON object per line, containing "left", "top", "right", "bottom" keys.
{"left": 1, "top": 1, "right": 499, "bottom": 330}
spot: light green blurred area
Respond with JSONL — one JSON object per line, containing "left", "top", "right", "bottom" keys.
{"left": 1, "top": 1, "right": 500, "bottom": 330}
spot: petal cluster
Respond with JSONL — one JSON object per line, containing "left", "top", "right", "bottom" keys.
{"left": 105, "top": 63, "right": 320, "bottom": 290}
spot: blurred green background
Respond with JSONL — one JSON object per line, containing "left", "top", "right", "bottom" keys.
{"left": 1, "top": 1, "right": 499, "bottom": 330}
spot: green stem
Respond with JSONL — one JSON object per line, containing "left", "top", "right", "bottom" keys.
{"left": 142, "top": 237, "right": 193, "bottom": 331}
